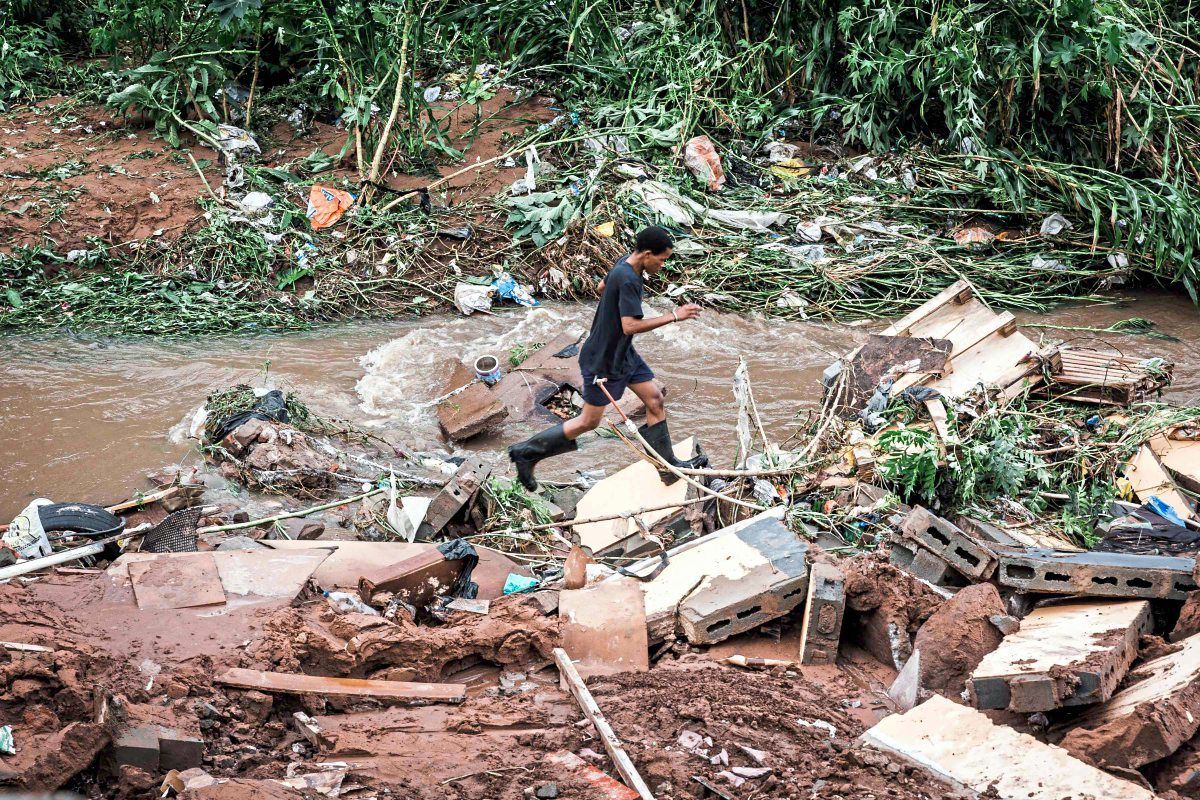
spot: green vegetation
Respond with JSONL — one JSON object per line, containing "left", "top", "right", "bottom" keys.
{"left": 1, "top": 0, "right": 1198, "bottom": 334}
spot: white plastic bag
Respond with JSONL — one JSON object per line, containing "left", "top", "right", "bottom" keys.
{"left": 4, "top": 498, "right": 54, "bottom": 559}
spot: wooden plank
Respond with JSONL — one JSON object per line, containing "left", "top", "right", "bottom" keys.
{"left": 553, "top": 648, "right": 655, "bottom": 800}
{"left": 1126, "top": 444, "right": 1196, "bottom": 521}
{"left": 214, "top": 667, "right": 466, "bottom": 704}
{"left": 927, "top": 327, "right": 1040, "bottom": 398}
{"left": 559, "top": 579, "right": 649, "bottom": 680}
{"left": 881, "top": 279, "right": 976, "bottom": 337}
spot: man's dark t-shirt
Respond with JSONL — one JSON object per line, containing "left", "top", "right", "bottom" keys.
{"left": 579, "top": 256, "right": 645, "bottom": 379}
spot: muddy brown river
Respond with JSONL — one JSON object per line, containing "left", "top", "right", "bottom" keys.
{"left": 1, "top": 292, "right": 1197, "bottom": 521}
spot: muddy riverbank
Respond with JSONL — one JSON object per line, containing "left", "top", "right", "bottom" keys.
{"left": 2, "top": 291, "right": 1197, "bottom": 521}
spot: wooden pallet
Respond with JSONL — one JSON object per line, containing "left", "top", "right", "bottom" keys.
{"left": 1041, "top": 348, "right": 1173, "bottom": 405}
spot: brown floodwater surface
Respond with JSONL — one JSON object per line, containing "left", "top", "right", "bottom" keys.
{"left": 1, "top": 292, "right": 1197, "bottom": 521}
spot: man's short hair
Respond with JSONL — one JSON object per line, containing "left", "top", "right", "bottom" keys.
{"left": 634, "top": 226, "right": 674, "bottom": 255}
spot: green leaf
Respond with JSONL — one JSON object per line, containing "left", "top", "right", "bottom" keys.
{"left": 5, "top": 289, "right": 22, "bottom": 308}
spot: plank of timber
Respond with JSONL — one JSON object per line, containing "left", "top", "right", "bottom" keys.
{"left": 214, "top": 668, "right": 466, "bottom": 704}
{"left": 862, "top": 695, "right": 1154, "bottom": 799}
{"left": 882, "top": 279, "right": 977, "bottom": 338}
{"left": 927, "top": 327, "right": 1039, "bottom": 398}
{"left": 1126, "top": 444, "right": 1196, "bottom": 521}
{"left": 553, "top": 647, "right": 655, "bottom": 800}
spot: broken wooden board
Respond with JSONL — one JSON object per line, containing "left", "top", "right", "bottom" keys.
{"left": 559, "top": 577, "right": 649, "bottom": 680}
{"left": 214, "top": 667, "right": 466, "bottom": 704}
{"left": 418, "top": 455, "right": 491, "bottom": 537}
{"left": 1060, "top": 631, "right": 1200, "bottom": 769}
{"left": 1151, "top": 433, "right": 1200, "bottom": 494}
{"left": 435, "top": 358, "right": 509, "bottom": 441}
{"left": 872, "top": 279, "right": 1050, "bottom": 399}
{"left": 1126, "top": 443, "right": 1197, "bottom": 521}
{"left": 128, "top": 553, "right": 226, "bottom": 611}
{"left": 1041, "top": 348, "right": 1173, "bottom": 406}
{"left": 968, "top": 599, "right": 1151, "bottom": 712}
{"left": 862, "top": 695, "right": 1154, "bottom": 799}
{"left": 573, "top": 438, "right": 696, "bottom": 556}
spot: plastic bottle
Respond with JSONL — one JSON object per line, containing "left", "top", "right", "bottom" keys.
{"left": 322, "top": 590, "right": 379, "bottom": 616}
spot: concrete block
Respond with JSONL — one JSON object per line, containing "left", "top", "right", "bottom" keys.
{"left": 900, "top": 506, "right": 998, "bottom": 580}
{"left": 998, "top": 548, "right": 1197, "bottom": 600}
{"left": 156, "top": 725, "right": 205, "bottom": 771}
{"left": 112, "top": 725, "right": 160, "bottom": 772}
{"left": 862, "top": 695, "right": 1154, "bottom": 799}
{"left": 955, "top": 515, "right": 1030, "bottom": 548}
{"left": 678, "top": 516, "right": 809, "bottom": 645}
{"left": 436, "top": 359, "right": 509, "bottom": 441}
{"left": 1061, "top": 631, "right": 1200, "bottom": 769}
{"left": 888, "top": 539, "right": 965, "bottom": 587}
{"left": 798, "top": 562, "right": 845, "bottom": 665}
{"left": 969, "top": 599, "right": 1151, "bottom": 713}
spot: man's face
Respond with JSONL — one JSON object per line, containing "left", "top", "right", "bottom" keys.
{"left": 641, "top": 247, "right": 672, "bottom": 274}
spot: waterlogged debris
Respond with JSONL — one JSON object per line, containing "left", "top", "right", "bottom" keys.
{"left": 453, "top": 282, "right": 493, "bottom": 315}
{"left": 215, "top": 124, "right": 260, "bottom": 156}
{"left": 491, "top": 271, "right": 539, "bottom": 307}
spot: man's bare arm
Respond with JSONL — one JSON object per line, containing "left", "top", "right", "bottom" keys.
{"left": 621, "top": 303, "right": 702, "bottom": 335}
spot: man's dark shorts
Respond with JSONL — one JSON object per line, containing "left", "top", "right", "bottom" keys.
{"left": 581, "top": 351, "right": 655, "bottom": 406}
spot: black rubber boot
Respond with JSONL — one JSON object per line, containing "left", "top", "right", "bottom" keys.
{"left": 637, "top": 419, "right": 709, "bottom": 486}
{"left": 507, "top": 423, "right": 577, "bottom": 492}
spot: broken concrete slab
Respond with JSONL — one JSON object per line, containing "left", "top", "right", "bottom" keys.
{"left": 112, "top": 724, "right": 160, "bottom": 772}
{"left": 798, "top": 561, "right": 845, "bottom": 665}
{"left": 677, "top": 515, "right": 810, "bottom": 645}
{"left": 997, "top": 548, "right": 1197, "bottom": 600}
{"left": 279, "top": 518, "right": 325, "bottom": 540}
{"left": 614, "top": 508, "right": 788, "bottom": 642}
{"left": 573, "top": 438, "right": 697, "bottom": 556}
{"left": 1060, "top": 631, "right": 1200, "bottom": 769}
{"left": 436, "top": 358, "right": 509, "bottom": 441}
{"left": 969, "top": 599, "right": 1151, "bottom": 713}
{"left": 214, "top": 667, "right": 467, "bottom": 704}
{"left": 862, "top": 695, "right": 1153, "bottom": 799}
{"left": 128, "top": 552, "right": 226, "bottom": 610}
{"left": 559, "top": 578, "right": 649, "bottom": 680}
{"left": 492, "top": 332, "right": 586, "bottom": 424}
{"left": 899, "top": 506, "right": 998, "bottom": 580}
{"left": 418, "top": 455, "right": 490, "bottom": 537}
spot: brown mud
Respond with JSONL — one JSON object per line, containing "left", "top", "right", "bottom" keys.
{"left": 0, "top": 90, "right": 553, "bottom": 255}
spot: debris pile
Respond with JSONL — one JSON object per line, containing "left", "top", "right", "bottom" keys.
{"left": 4, "top": 279, "right": 1200, "bottom": 799}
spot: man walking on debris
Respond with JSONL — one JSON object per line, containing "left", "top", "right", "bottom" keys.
{"left": 508, "top": 225, "right": 709, "bottom": 490}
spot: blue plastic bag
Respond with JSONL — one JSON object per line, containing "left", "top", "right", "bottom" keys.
{"left": 492, "top": 272, "right": 539, "bottom": 308}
